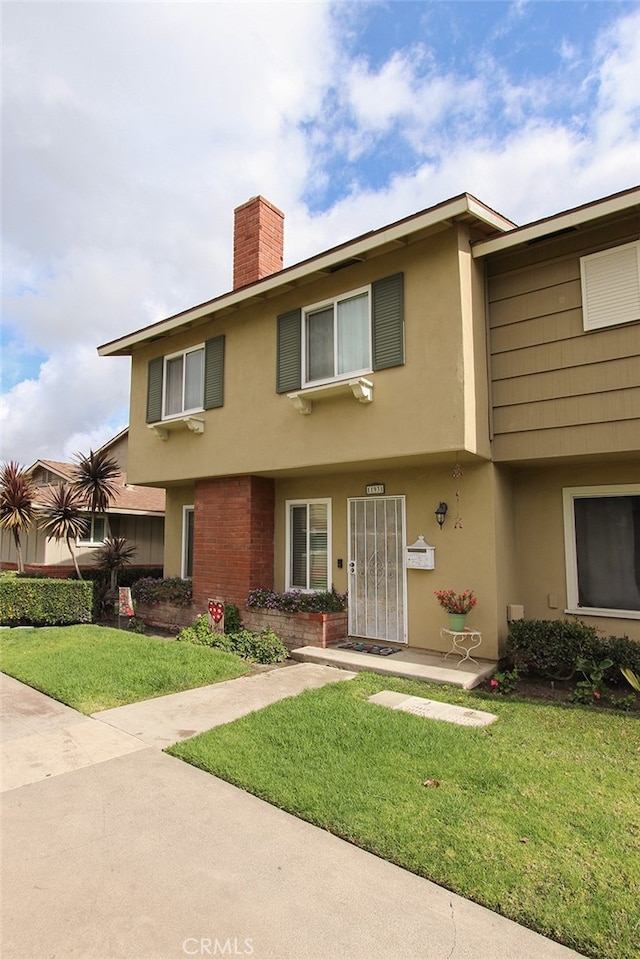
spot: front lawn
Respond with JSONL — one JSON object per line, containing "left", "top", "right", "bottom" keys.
{"left": 0, "top": 624, "right": 250, "bottom": 713}
{"left": 168, "top": 671, "right": 639, "bottom": 959}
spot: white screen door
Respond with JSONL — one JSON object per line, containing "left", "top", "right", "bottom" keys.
{"left": 348, "top": 496, "right": 407, "bottom": 644}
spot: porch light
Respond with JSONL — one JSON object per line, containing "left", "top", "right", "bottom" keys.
{"left": 434, "top": 502, "right": 448, "bottom": 529}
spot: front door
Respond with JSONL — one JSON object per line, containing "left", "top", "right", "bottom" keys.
{"left": 348, "top": 496, "right": 407, "bottom": 644}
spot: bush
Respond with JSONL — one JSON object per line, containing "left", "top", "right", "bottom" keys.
{"left": 0, "top": 577, "right": 93, "bottom": 626}
{"left": 246, "top": 586, "right": 347, "bottom": 613}
{"left": 132, "top": 576, "right": 192, "bottom": 607}
{"left": 176, "top": 615, "right": 288, "bottom": 664}
{"left": 507, "top": 618, "right": 640, "bottom": 681}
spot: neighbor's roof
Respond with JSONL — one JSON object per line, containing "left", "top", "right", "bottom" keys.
{"left": 29, "top": 460, "right": 165, "bottom": 515}
{"left": 472, "top": 185, "right": 640, "bottom": 258}
{"left": 98, "top": 192, "right": 516, "bottom": 358}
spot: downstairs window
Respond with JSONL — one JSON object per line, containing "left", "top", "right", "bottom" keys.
{"left": 563, "top": 485, "right": 640, "bottom": 617}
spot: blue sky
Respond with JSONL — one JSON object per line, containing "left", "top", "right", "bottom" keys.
{"left": 2, "top": 0, "right": 639, "bottom": 464}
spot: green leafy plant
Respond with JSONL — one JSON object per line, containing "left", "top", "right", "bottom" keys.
{"left": 127, "top": 616, "right": 147, "bottom": 634}
{"left": 571, "top": 657, "right": 614, "bottom": 704}
{"left": 621, "top": 667, "right": 640, "bottom": 692}
{"left": 177, "top": 616, "right": 288, "bottom": 664}
{"left": 610, "top": 693, "right": 636, "bottom": 712}
{"left": 489, "top": 667, "right": 519, "bottom": 695}
{"left": 223, "top": 602, "right": 243, "bottom": 633}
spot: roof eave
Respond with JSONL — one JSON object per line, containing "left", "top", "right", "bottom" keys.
{"left": 472, "top": 186, "right": 640, "bottom": 258}
{"left": 98, "top": 193, "right": 515, "bottom": 357}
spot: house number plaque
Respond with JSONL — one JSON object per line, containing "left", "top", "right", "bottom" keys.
{"left": 366, "top": 483, "right": 385, "bottom": 495}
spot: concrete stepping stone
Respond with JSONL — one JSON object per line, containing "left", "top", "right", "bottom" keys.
{"left": 368, "top": 690, "right": 497, "bottom": 727}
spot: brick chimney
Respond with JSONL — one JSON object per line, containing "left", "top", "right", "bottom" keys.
{"left": 233, "top": 196, "right": 284, "bottom": 290}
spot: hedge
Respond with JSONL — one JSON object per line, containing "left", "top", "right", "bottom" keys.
{"left": 507, "top": 618, "right": 640, "bottom": 680}
{"left": 0, "top": 577, "right": 93, "bottom": 626}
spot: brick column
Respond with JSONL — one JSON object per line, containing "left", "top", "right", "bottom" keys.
{"left": 191, "top": 475, "right": 275, "bottom": 610}
{"left": 233, "top": 196, "right": 284, "bottom": 290}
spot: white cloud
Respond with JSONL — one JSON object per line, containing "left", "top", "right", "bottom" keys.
{"left": 2, "top": 2, "right": 638, "bottom": 467}
{"left": 0, "top": 346, "right": 130, "bottom": 464}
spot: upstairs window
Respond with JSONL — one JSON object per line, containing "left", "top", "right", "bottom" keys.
{"left": 580, "top": 240, "right": 640, "bottom": 331}
{"left": 277, "top": 273, "right": 404, "bottom": 394}
{"left": 164, "top": 347, "right": 204, "bottom": 417}
{"left": 305, "top": 290, "right": 370, "bottom": 385}
{"left": 146, "top": 336, "right": 225, "bottom": 424}
{"left": 286, "top": 499, "right": 331, "bottom": 591}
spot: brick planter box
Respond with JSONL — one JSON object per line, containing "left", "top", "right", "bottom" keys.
{"left": 243, "top": 607, "right": 348, "bottom": 649}
{"left": 136, "top": 601, "right": 196, "bottom": 632}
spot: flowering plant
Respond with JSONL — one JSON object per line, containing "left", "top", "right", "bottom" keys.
{"left": 434, "top": 588, "right": 477, "bottom": 615}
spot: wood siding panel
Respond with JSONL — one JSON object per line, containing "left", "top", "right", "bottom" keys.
{"left": 493, "top": 387, "right": 640, "bottom": 434}
{"left": 490, "top": 279, "right": 582, "bottom": 328}
{"left": 488, "top": 214, "right": 640, "bottom": 461}
{"left": 493, "top": 356, "right": 640, "bottom": 406}
{"left": 493, "top": 420, "right": 640, "bottom": 462}
{"left": 491, "top": 323, "right": 640, "bottom": 379}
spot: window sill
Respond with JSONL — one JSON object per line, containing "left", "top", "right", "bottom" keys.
{"left": 147, "top": 416, "right": 205, "bottom": 440}
{"left": 288, "top": 377, "right": 373, "bottom": 415}
{"left": 565, "top": 607, "right": 640, "bottom": 621}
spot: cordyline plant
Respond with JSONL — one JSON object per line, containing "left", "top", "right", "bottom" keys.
{"left": 73, "top": 448, "right": 120, "bottom": 515}
{"left": 38, "top": 483, "right": 89, "bottom": 579}
{"left": 92, "top": 536, "right": 137, "bottom": 591}
{"left": 0, "top": 461, "right": 36, "bottom": 573}
{"left": 434, "top": 588, "right": 477, "bottom": 615}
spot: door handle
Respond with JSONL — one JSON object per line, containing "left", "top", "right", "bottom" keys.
{"left": 348, "top": 561, "right": 356, "bottom": 574}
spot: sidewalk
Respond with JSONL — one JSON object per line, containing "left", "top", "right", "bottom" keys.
{"left": 1, "top": 672, "right": 586, "bottom": 959}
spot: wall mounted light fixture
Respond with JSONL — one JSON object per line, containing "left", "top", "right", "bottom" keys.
{"left": 435, "top": 502, "right": 448, "bottom": 529}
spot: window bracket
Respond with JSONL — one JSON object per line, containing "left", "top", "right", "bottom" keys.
{"left": 288, "top": 377, "right": 373, "bottom": 415}
{"left": 148, "top": 416, "right": 205, "bottom": 440}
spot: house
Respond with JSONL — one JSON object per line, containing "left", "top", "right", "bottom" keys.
{"left": 0, "top": 429, "right": 165, "bottom": 576}
{"left": 98, "top": 189, "right": 640, "bottom": 659}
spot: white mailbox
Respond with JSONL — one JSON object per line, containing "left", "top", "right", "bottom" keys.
{"left": 405, "top": 535, "right": 435, "bottom": 570}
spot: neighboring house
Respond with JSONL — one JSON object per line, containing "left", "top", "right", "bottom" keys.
{"left": 98, "top": 190, "right": 640, "bottom": 658}
{"left": 0, "top": 430, "right": 165, "bottom": 576}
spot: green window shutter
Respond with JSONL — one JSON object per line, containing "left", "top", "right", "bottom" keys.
{"left": 372, "top": 272, "right": 404, "bottom": 370}
{"left": 146, "top": 357, "right": 164, "bottom": 423}
{"left": 204, "top": 335, "right": 225, "bottom": 409}
{"left": 277, "top": 309, "right": 302, "bottom": 393}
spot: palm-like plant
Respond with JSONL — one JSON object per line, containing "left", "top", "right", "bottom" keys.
{"left": 0, "top": 461, "right": 36, "bottom": 573}
{"left": 38, "top": 483, "right": 89, "bottom": 579}
{"left": 93, "top": 536, "right": 137, "bottom": 591}
{"left": 73, "top": 449, "right": 120, "bottom": 514}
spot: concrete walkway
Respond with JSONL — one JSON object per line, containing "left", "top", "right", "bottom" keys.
{"left": 93, "top": 662, "right": 357, "bottom": 748}
{"left": 0, "top": 671, "right": 586, "bottom": 959}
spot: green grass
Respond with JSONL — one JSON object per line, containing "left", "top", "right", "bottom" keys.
{"left": 0, "top": 624, "right": 250, "bottom": 713}
{"left": 168, "top": 672, "right": 640, "bottom": 959}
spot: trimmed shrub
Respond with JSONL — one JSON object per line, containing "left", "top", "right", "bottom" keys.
{"left": 507, "top": 618, "right": 640, "bottom": 680}
{"left": 131, "top": 576, "right": 192, "bottom": 607}
{"left": 177, "top": 615, "right": 288, "bottom": 664}
{"left": 0, "top": 577, "right": 93, "bottom": 626}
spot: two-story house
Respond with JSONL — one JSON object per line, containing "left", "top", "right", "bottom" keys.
{"left": 98, "top": 189, "right": 640, "bottom": 659}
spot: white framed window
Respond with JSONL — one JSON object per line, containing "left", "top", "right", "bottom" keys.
{"left": 78, "top": 514, "right": 108, "bottom": 546}
{"left": 303, "top": 288, "right": 371, "bottom": 386}
{"left": 580, "top": 240, "right": 640, "bottom": 331}
{"left": 285, "top": 499, "right": 331, "bottom": 591}
{"left": 563, "top": 484, "right": 640, "bottom": 619}
{"left": 163, "top": 345, "right": 205, "bottom": 418}
{"left": 182, "top": 506, "right": 194, "bottom": 579}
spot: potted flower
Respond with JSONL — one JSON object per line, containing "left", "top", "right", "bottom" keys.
{"left": 434, "top": 588, "right": 476, "bottom": 631}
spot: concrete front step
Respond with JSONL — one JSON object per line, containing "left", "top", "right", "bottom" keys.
{"left": 290, "top": 645, "right": 496, "bottom": 690}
